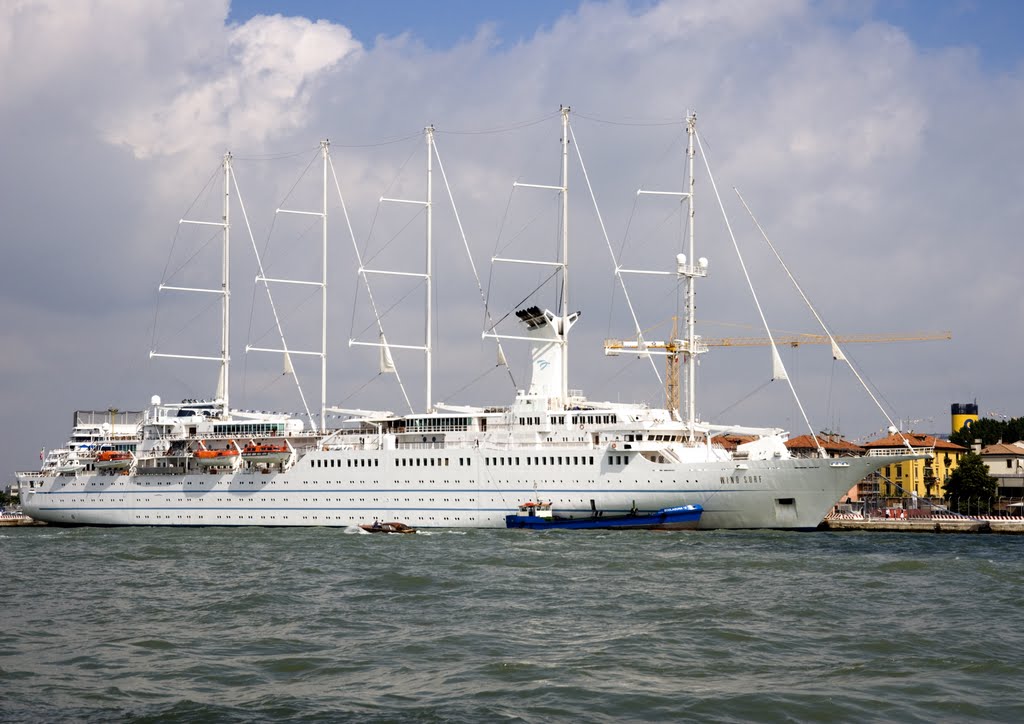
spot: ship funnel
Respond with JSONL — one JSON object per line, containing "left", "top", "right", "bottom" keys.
{"left": 515, "top": 306, "right": 579, "bottom": 401}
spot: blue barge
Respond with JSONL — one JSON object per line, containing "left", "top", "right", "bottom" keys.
{"left": 505, "top": 501, "right": 703, "bottom": 531}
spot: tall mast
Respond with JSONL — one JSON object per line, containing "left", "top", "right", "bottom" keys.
{"left": 483, "top": 107, "right": 575, "bottom": 408}
{"left": 684, "top": 114, "right": 697, "bottom": 434}
{"left": 320, "top": 140, "right": 329, "bottom": 430}
{"left": 560, "top": 105, "right": 570, "bottom": 404}
{"left": 248, "top": 141, "right": 330, "bottom": 432}
{"left": 153, "top": 152, "right": 236, "bottom": 409}
{"left": 359, "top": 126, "right": 434, "bottom": 413}
{"left": 220, "top": 151, "right": 231, "bottom": 417}
{"left": 601, "top": 114, "right": 704, "bottom": 432}
{"left": 426, "top": 125, "right": 434, "bottom": 413}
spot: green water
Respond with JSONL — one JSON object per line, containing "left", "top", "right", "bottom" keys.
{"left": 2, "top": 526, "right": 1023, "bottom": 722}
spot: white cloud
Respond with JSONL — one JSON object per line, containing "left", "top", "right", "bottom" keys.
{"left": 1, "top": 0, "right": 1022, "bottom": 469}
{"left": 103, "top": 13, "right": 361, "bottom": 158}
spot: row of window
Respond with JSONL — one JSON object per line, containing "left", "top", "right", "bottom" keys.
{"left": 56, "top": 496, "right": 475, "bottom": 504}
{"left": 404, "top": 417, "right": 471, "bottom": 433}
{"left": 58, "top": 492, "right": 692, "bottom": 504}
{"left": 571, "top": 414, "right": 618, "bottom": 425}
{"left": 313, "top": 456, "right": 610, "bottom": 469}
{"left": 395, "top": 458, "right": 451, "bottom": 467}
{"left": 313, "top": 458, "right": 382, "bottom": 468}
{"left": 135, "top": 514, "right": 471, "bottom": 522}
{"left": 311, "top": 458, "right": 466, "bottom": 469}
{"left": 511, "top": 414, "right": 623, "bottom": 427}
{"left": 69, "top": 479, "right": 278, "bottom": 487}
{"left": 485, "top": 455, "right": 597, "bottom": 466}
{"left": 517, "top": 415, "right": 568, "bottom": 426}
{"left": 212, "top": 423, "right": 285, "bottom": 435}
{"left": 626, "top": 434, "right": 684, "bottom": 442}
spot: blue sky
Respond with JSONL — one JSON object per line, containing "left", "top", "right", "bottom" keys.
{"left": 850, "top": 0, "right": 1024, "bottom": 72}
{"left": 228, "top": 0, "right": 1024, "bottom": 71}
{"left": 2, "top": 0, "right": 1024, "bottom": 468}
{"left": 229, "top": 0, "right": 587, "bottom": 49}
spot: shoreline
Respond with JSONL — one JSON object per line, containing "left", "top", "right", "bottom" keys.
{"left": 822, "top": 513, "right": 1024, "bottom": 534}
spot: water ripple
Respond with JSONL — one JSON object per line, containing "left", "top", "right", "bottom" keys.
{"left": 3, "top": 527, "right": 1024, "bottom": 721}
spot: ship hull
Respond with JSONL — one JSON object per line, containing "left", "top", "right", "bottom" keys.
{"left": 19, "top": 450, "right": 909, "bottom": 530}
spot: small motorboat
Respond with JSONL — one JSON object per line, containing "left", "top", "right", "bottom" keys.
{"left": 506, "top": 501, "right": 703, "bottom": 531}
{"left": 359, "top": 521, "right": 418, "bottom": 534}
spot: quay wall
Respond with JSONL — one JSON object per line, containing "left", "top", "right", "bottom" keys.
{"left": 823, "top": 514, "right": 1024, "bottom": 534}
{"left": 0, "top": 514, "right": 46, "bottom": 527}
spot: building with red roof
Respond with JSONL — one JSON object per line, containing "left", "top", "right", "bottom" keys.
{"left": 710, "top": 434, "right": 756, "bottom": 452}
{"left": 978, "top": 441, "right": 1024, "bottom": 499}
{"left": 785, "top": 433, "right": 865, "bottom": 458}
{"left": 861, "top": 432, "right": 967, "bottom": 500}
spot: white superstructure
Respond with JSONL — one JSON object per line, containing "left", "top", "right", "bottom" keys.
{"left": 18, "top": 397, "right": 911, "bottom": 529}
{"left": 18, "top": 109, "right": 918, "bottom": 529}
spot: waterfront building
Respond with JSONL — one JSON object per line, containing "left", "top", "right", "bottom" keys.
{"left": 978, "top": 441, "right": 1024, "bottom": 499}
{"left": 785, "top": 433, "right": 864, "bottom": 458}
{"left": 862, "top": 432, "right": 966, "bottom": 500}
{"left": 709, "top": 434, "right": 756, "bottom": 452}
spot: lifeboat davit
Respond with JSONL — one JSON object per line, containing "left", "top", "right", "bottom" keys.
{"left": 241, "top": 441, "right": 292, "bottom": 464}
{"left": 193, "top": 441, "right": 240, "bottom": 468}
{"left": 95, "top": 450, "right": 134, "bottom": 470}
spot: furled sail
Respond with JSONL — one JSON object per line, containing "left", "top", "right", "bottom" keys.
{"left": 771, "top": 345, "right": 788, "bottom": 381}
{"left": 379, "top": 334, "right": 396, "bottom": 374}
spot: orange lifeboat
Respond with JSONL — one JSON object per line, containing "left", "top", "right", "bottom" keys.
{"left": 241, "top": 441, "right": 292, "bottom": 464}
{"left": 193, "top": 441, "right": 240, "bottom": 468}
{"left": 95, "top": 450, "right": 133, "bottom": 470}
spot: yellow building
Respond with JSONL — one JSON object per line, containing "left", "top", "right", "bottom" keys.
{"left": 862, "top": 432, "right": 967, "bottom": 500}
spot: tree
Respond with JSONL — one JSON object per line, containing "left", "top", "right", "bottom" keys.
{"left": 950, "top": 416, "right": 1024, "bottom": 448}
{"left": 943, "top": 452, "right": 997, "bottom": 514}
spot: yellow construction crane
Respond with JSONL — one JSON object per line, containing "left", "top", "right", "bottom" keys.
{"left": 604, "top": 329, "right": 952, "bottom": 411}
{"left": 700, "top": 331, "right": 952, "bottom": 348}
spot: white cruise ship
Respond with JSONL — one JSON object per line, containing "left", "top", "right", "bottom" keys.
{"left": 18, "top": 109, "right": 918, "bottom": 529}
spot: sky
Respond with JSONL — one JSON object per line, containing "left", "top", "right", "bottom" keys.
{"left": 2, "top": 0, "right": 1023, "bottom": 472}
